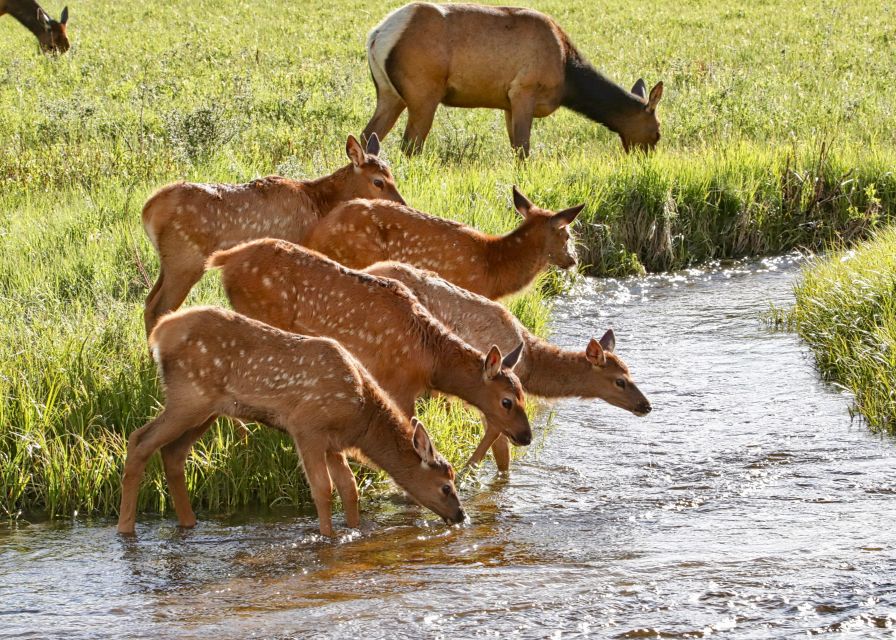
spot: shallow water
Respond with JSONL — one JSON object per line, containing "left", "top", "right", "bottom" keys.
{"left": 3, "top": 255, "right": 896, "bottom": 639}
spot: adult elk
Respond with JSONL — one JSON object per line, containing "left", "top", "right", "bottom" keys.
{"left": 366, "top": 262, "right": 652, "bottom": 471}
{"left": 141, "top": 135, "right": 404, "bottom": 337}
{"left": 1, "top": 1, "right": 69, "bottom": 53}
{"left": 305, "top": 186, "right": 583, "bottom": 300}
{"left": 207, "top": 239, "right": 532, "bottom": 451}
{"left": 118, "top": 306, "right": 464, "bottom": 537}
{"left": 363, "top": 2, "right": 663, "bottom": 155}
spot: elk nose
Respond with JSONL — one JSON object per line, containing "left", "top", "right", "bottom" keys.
{"left": 453, "top": 508, "right": 467, "bottom": 524}
{"left": 636, "top": 401, "right": 652, "bottom": 416}
{"left": 514, "top": 430, "right": 533, "bottom": 446}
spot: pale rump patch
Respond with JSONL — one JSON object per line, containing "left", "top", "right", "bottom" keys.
{"left": 367, "top": 3, "right": 417, "bottom": 97}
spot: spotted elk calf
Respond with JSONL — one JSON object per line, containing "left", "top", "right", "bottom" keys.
{"left": 363, "top": 2, "right": 663, "bottom": 155}
{"left": 1, "top": 0, "right": 69, "bottom": 53}
{"left": 207, "top": 239, "right": 532, "bottom": 452}
{"left": 117, "top": 306, "right": 464, "bottom": 537}
{"left": 366, "top": 262, "right": 652, "bottom": 470}
{"left": 305, "top": 186, "right": 584, "bottom": 300}
{"left": 141, "top": 135, "right": 404, "bottom": 337}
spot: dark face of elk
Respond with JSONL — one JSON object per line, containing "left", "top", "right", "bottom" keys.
{"left": 407, "top": 418, "right": 466, "bottom": 524}
{"left": 345, "top": 134, "right": 406, "bottom": 205}
{"left": 512, "top": 186, "right": 584, "bottom": 270}
{"left": 37, "top": 7, "right": 70, "bottom": 54}
{"left": 584, "top": 330, "right": 652, "bottom": 416}
{"left": 620, "top": 79, "right": 663, "bottom": 153}
{"left": 480, "top": 343, "right": 531, "bottom": 446}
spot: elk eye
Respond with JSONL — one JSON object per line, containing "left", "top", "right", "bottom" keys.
{"left": 442, "top": 484, "right": 453, "bottom": 496}
{"left": 615, "top": 379, "right": 626, "bottom": 389}
{"left": 501, "top": 398, "right": 513, "bottom": 410}
{"left": 373, "top": 178, "right": 385, "bottom": 189}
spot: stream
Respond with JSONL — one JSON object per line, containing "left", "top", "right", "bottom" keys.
{"left": 2, "top": 254, "right": 895, "bottom": 638}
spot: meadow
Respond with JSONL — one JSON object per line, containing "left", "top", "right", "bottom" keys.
{"left": 1, "top": 0, "right": 894, "bottom": 518}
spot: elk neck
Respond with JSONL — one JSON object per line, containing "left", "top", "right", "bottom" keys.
{"left": 304, "top": 164, "right": 355, "bottom": 216}
{"left": 483, "top": 219, "right": 551, "bottom": 299}
{"left": 519, "top": 335, "right": 592, "bottom": 398}
{"left": 430, "top": 333, "right": 492, "bottom": 407}
{"left": 354, "top": 387, "right": 429, "bottom": 484}
{"left": 561, "top": 53, "right": 645, "bottom": 135}
{"left": 7, "top": 0, "right": 47, "bottom": 38}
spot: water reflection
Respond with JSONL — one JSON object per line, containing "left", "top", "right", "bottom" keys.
{"left": 2, "top": 254, "right": 896, "bottom": 639}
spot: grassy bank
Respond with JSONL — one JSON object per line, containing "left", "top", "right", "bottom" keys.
{"left": 775, "top": 230, "right": 896, "bottom": 434}
{"left": 1, "top": 0, "right": 894, "bottom": 517}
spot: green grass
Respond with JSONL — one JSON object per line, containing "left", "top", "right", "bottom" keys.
{"left": 773, "top": 230, "right": 896, "bottom": 434}
{"left": 1, "top": 0, "right": 894, "bottom": 517}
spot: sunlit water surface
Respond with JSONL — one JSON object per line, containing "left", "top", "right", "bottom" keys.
{"left": 3, "top": 255, "right": 895, "bottom": 639}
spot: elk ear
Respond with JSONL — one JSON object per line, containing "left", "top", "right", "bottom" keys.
{"left": 502, "top": 342, "right": 524, "bottom": 370}
{"left": 512, "top": 185, "right": 533, "bottom": 218}
{"left": 61, "top": 6, "right": 69, "bottom": 24}
{"left": 552, "top": 203, "right": 585, "bottom": 228}
{"left": 483, "top": 345, "right": 503, "bottom": 380}
{"left": 411, "top": 417, "right": 437, "bottom": 465}
{"left": 647, "top": 81, "right": 664, "bottom": 112}
{"left": 585, "top": 338, "right": 607, "bottom": 367}
{"left": 598, "top": 329, "right": 616, "bottom": 353}
{"left": 37, "top": 8, "right": 51, "bottom": 28}
{"left": 631, "top": 78, "right": 647, "bottom": 100}
{"left": 346, "top": 135, "right": 366, "bottom": 168}
{"left": 365, "top": 132, "right": 380, "bottom": 157}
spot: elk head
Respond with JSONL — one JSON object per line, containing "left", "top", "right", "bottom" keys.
{"left": 479, "top": 343, "right": 531, "bottom": 446}
{"left": 343, "top": 134, "right": 406, "bottom": 205}
{"left": 619, "top": 79, "right": 663, "bottom": 153}
{"left": 37, "top": 6, "right": 70, "bottom": 54}
{"left": 584, "top": 329, "right": 652, "bottom": 416}
{"left": 512, "top": 186, "right": 584, "bottom": 270}
{"left": 405, "top": 418, "right": 465, "bottom": 524}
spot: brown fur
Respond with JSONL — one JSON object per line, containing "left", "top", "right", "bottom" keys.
{"left": 305, "top": 186, "right": 583, "bottom": 300}
{"left": 118, "top": 306, "right": 463, "bottom": 537}
{"left": 1, "top": 0, "right": 69, "bottom": 53}
{"left": 207, "top": 239, "right": 533, "bottom": 449}
{"left": 141, "top": 135, "right": 404, "bottom": 337}
{"left": 366, "top": 262, "right": 652, "bottom": 470}
{"left": 363, "top": 2, "right": 663, "bottom": 155}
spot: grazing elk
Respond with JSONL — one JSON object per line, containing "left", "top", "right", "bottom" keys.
{"left": 141, "top": 134, "right": 404, "bottom": 337}
{"left": 207, "top": 239, "right": 533, "bottom": 452}
{"left": 118, "top": 306, "right": 464, "bottom": 537}
{"left": 363, "top": 2, "right": 663, "bottom": 155}
{"left": 1, "top": 1, "right": 69, "bottom": 53}
{"left": 366, "top": 262, "right": 652, "bottom": 471}
{"left": 305, "top": 186, "right": 584, "bottom": 300}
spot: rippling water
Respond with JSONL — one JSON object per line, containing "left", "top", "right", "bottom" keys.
{"left": 3, "top": 255, "right": 895, "bottom": 639}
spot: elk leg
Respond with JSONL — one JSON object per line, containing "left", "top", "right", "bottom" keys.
{"left": 504, "top": 110, "right": 514, "bottom": 146}
{"left": 160, "top": 416, "right": 217, "bottom": 529}
{"left": 508, "top": 92, "right": 536, "bottom": 157}
{"left": 363, "top": 91, "right": 406, "bottom": 144}
{"left": 465, "top": 426, "right": 502, "bottom": 470}
{"left": 326, "top": 451, "right": 360, "bottom": 529}
{"left": 144, "top": 263, "right": 204, "bottom": 338}
{"left": 117, "top": 406, "right": 213, "bottom": 534}
{"left": 297, "top": 445, "right": 335, "bottom": 537}
{"left": 402, "top": 100, "right": 439, "bottom": 155}
{"left": 490, "top": 434, "right": 512, "bottom": 472}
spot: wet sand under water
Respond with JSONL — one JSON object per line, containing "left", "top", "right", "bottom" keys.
{"left": 2, "top": 255, "right": 895, "bottom": 639}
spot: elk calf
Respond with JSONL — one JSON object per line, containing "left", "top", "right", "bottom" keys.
{"left": 208, "top": 239, "right": 532, "bottom": 452}
{"left": 141, "top": 135, "right": 404, "bottom": 337}
{"left": 305, "top": 186, "right": 584, "bottom": 300}
{"left": 118, "top": 306, "right": 464, "bottom": 537}
{"left": 366, "top": 262, "right": 652, "bottom": 471}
